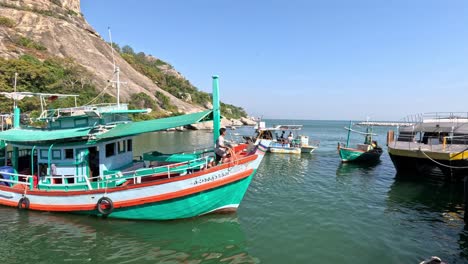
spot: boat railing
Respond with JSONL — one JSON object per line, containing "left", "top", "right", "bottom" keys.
{"left": 2, "top": 149, "right": 253, "bottom": 191}
{"left": 393, "top": 134, "right": 468, "bottom": 152}
{"left": 401, "top": 112, "right": 468, "bottom": 124}
{"left": 0, "top": 171, "right": 33, "bottom": 188}
{"left": 94, "top": 152, "right": 255, "bottom": 190}
{"left": 38, "top": 103, "right": 129, "bottom": 120}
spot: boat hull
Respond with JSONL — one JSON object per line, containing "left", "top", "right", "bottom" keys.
{"left": 101, "top": 172, "right": 255, "bottom": 220}
{"left": 301, "top": 146, "right": 317, "bottom": 153}
{"left": 269, "top": 146, "right": 301, "bottom": 154}
{"left": 388, "top": 150, "right": 468, "bottom": 180}
{"left": 0, "top": 145, "right": 268, "bottom": 220}
{"left": 339, "top": 147, "right": 382, "bottom": 163}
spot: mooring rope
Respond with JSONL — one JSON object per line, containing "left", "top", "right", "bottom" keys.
{"left": 419, "top": 148, "right": 468, "bottom": 169}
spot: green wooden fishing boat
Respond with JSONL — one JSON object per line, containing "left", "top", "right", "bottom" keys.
{"left": 0, "top": 73, "right": 270, "bottom": 220}
{"left": 338, "top": 121, "right": 382, "bottom": 163}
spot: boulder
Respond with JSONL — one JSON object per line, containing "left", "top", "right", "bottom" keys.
{"left": 240, "top": 117, "right": 257, "bottom": 126}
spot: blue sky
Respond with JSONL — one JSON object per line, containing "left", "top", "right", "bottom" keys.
{"left": 81, "top": 0, "right": 468, "bottom": 120}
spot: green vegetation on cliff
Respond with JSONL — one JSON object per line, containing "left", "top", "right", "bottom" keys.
{"left": 0, "top": 45, "right": 248, "bottom": 121}
{"left": 113, "top": 43, "right": 248, "bottom": 119}
{"left": 0, "top": 55, "right": 112, "bottom": 114}
{"left": 0, "top": 16, "right": 15, "bottom": 28}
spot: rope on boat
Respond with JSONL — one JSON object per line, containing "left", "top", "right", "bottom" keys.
{"left": 83, "top": 74, "right": 114, "bottom": 106}
{"left": 419, "top": 149, "right": 468, "bottom": 169}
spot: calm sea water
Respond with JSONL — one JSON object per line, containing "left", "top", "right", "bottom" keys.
{"left": 0, "top": 120, "right": 467, "bottom": 264}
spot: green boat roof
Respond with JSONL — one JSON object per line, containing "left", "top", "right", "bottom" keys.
{"left": 96, "top": 110, "right": 213, "bottom": 140}
{"left": 0, "top": 127, "right": 92, "bottom": 143}
{"left": 0, "top": 110, "right": 213, "bottom": 143}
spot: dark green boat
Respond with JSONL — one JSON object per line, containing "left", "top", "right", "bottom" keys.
{"left": 338, "top": 122, "right": 383, "bottom": 163}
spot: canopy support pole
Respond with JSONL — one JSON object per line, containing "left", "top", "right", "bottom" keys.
{"left": 212, "top": 75, "right": 220, "bottom": 146}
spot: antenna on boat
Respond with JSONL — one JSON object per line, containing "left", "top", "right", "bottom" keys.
{"left": 108, "top": 27, "right": 116, "bottom": 72}
{"left": 13, "top": 72, "right": 17, "bottom": 108}
{"left": 108, "top": 27, "right": 122, "bottom": 107}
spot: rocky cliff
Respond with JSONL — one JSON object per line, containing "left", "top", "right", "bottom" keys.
{"left": 0, "top": 0, "right": 202, "bottom": 113}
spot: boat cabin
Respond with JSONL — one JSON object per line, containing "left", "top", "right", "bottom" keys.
{"left": 0, "top": 96, "right": 216, "bottom": 192}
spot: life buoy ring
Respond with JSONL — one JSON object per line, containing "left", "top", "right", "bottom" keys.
{"left": 17, "top": 197, "right": 30, "bottom": 210}
{"left": 97, "top": 197, "right": 114, "bottom": 216}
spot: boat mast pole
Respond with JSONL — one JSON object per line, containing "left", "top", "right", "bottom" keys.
{"left": 13, "top": 72, "right": 20, "bottom": 128}
{"left": 212, "top": 75, "right": 221, "bottom": 146}
{"left": 346, "top": 120, "right": 352, "bottom": 147}
{"left": 108, "top": 27, "right": 120, "bottom": 107}
{"left": 116, "top": 66, "right": 120, "bottom": 107}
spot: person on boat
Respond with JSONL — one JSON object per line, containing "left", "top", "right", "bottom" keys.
{"left": 279, "top": 131, "right": 286, "bottom": 145}
{"left": 287, "top": 132, "right": 294, "bottom": 146}
{"left": 371, "top": 140, "right": 378, "bottom": 149}
{"left": 215, "top": 128, "right": 231, "bottom": 164}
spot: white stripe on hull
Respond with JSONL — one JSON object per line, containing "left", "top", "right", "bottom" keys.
{"left": 0, "top": 155, "right": 264, "bottom": 210}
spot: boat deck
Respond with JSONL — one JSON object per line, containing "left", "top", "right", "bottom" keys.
{"left": 389, "top": 141, "right": 468, "bottom": 154}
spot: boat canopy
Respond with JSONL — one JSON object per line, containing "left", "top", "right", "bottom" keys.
{"left": 0, "top": 127, "right": 92, "bottom": 142}
{"left": 0, "top": 110, "right": 214, "bottom": 143}
{"left": 96, "top": 110, "right": 214, "bottom": 140}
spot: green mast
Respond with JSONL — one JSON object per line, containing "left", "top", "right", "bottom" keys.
{"left": 212, "top": 75, "right": 221, "bottom": 145}
{"left": 346, "top": 120, "right": 352, "bottom": 147}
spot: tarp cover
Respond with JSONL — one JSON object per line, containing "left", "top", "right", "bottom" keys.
{"left": 96, "top": 110, "right": 213, "bottom": 140}
{"left": 0, "top": 127, "right": 92, "bottom": 142}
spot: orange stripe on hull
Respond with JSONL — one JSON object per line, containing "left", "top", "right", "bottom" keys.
{"left": 0, "top": 154, "right": 257, "bottom": 197}
{"left": 0, "top": 168, "right": 254, "bottom": 212}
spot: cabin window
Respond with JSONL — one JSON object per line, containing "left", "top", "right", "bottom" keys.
{"left": 40, "top": 149, "right": 49, "bottom": 159}
{"left": 52, "top": 150, "right": 62, "bottom": 160}
{"left": 118, "top": 141, "right": 126, "bottom": 153}
{"left": 106, "top": 143, "right": 115, "bottom": 157}
{"left": 74, "top": 117, "right": 88, "bottom": 128}
{"left": 127, "top": 139, "right": 133, "bottom": 152}
{"left": 50, "top": 120, "right": 61, "bottom": 129}
{"left": 65, "top": 149, "right": 74, "bottom": 159}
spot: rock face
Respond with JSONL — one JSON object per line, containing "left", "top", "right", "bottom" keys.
{"left": 240, "top": 117, "right": 257, "bottom": 126}
{"left": 0, "top": 0, "right": 201, "bottom": 113}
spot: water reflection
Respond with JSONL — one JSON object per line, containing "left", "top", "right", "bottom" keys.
{"left": 386, "top": 178, "right": 467, "bottom": 263}
{"left": 0, "top": 207, "right": 256, "bottom": 264}
{"left": 386, "top": 178, "right": 463, "bottom": 214}
{"left": 335, "top": 161, "right": 381, "bottom": 177}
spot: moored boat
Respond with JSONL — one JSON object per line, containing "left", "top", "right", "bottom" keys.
{"left": 253, "top": 124, "right": 319, "bottom": 154}
{"left": 387, "top": 112, "right": 468, "bottom": 180}
{"left": 338, "top": 121, "right": 382, "bottom": 163}
{"left": 0, "top": 75, "right": 270, "bottom": 220}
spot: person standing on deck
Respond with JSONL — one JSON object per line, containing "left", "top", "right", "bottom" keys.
{"left": 215, "top": 128, "right": 230, "bottom": 164}
{"left": 287, "top": 132, "right": 294, "bottom": 147}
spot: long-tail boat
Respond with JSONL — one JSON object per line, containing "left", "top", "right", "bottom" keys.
{"left": 338, "top": 121, "right": 382, "bottom": 163}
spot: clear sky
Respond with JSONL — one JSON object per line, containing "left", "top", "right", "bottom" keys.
{"left": 81, "top": 0, "right": 468, "bottom": 121}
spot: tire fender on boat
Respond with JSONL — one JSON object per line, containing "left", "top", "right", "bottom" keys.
{"left": 97, "top": 197, "right": 114, "bottom": 216}
{"left": 17, "top": 197, "right": 30, "bottom": 210}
